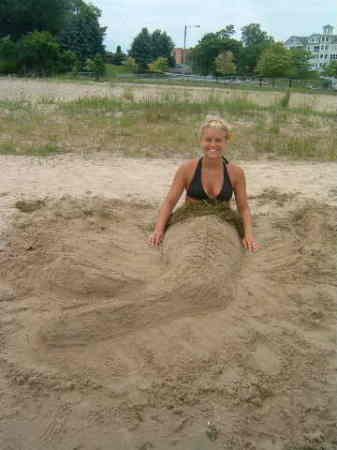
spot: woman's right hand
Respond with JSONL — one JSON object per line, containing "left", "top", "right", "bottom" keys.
{"left": 148, "top": 230, "right": 164, "bottom": 247}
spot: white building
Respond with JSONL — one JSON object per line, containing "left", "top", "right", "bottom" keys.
{"left": 285, "top": 25, "right": 337, "bottom": 70}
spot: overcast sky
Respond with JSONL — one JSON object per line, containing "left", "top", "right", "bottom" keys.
{"left": 90, "top": 0, "right": 337, "bottom": 52}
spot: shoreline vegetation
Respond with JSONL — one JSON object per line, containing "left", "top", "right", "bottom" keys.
{"left": 0, "top": 77, "right": 336, "bottom": 161}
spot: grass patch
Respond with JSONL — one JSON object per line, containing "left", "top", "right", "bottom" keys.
{"left": 26, "top": 143, "right": 60, "bottom": 157}
{"left": 0, "top": 141, "right": 17, "bottom": 154}
{"left": 1, "top": 83, "right": 336, "bottom": 160}
{"left": 278, "top": 90, "right": 291, "bottom": 108}
{"left": 0, "top": 98, "right": 32, "bottom": 112}
{"left": 61, "top": 96, "right": 122, "bottom": 114}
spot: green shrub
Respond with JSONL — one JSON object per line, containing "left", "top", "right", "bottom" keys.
{"left": 0, "top": 36, "right": 19, "bottom": 74}
{"left": 18, "top": 31, "right": 61, "bottom": 76}
{"left": 279, "top": 90, "right": 291, "bottom": 108}
{"left": 85, "top": 55, "right": 106, "bottom": 80}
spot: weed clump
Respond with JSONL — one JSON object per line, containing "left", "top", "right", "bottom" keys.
{"left": 279, "top": 90, "right": 291, "bottom": 108}
{"left": 168, "top": 201, "right": 244, "bottom": 237}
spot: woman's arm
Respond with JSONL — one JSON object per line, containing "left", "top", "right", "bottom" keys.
{"left": 149, "top": 164, "right": 187, "bottom": 247}
{"left": 232, "top": 166, "right": 259, "bottom": 252}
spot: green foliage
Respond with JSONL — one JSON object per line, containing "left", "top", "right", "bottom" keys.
{"left": 322, "top": 60, "right": 337, "bottom": 78}
{"left": 215, "top": 51, "right": 236, "bottom": 75}
{"left": 0, "top": 36, "right": 19, "bottom": 73}
{"left": 150, "top": 30, "right": 174, "bottom": 66}
{"left": 0, "top": 32, "right": 77, "bottom": 76}
{"left": 71, "top": 58, "right": 82, "bottom": 76}
{"left": 107, "top": 45, "right": 126, "bottom": 65}
{"left": 129, "top": 28, "right": 175, "bottom": 71}
{"left": 19, "top": 31, "right": 62, "bottom": 76}
{"left": 129, "top": 28, "right": 153, "bottom": 71}
{"left": 240, "top": 23, "right": 274, "bottom": 73}
{"left": 105, "top": 64, "right": 133, "bottom": 78}
{"left": 241, "top": 23, "right": 273, "bottom": 47}
{"left": 191, "top": 29, "right": 243, "bottom": 75}
{"left": 148, "top": 57, "right": 169, "bottom": 73}
{"left": 0, "top": 0, "right": 72, "bottom": 40}
{"left": 124, "top": 56, "right": 138, "bottom": 73}
{"left": 256, "top": 42, "right": 293, "bottom": 78}
{"left": 288, "top": 48, "right": 312, "bottom": 79}
{"left": 58, "top": 0, "right": 106, "bottom": 64}
{"left": 218, "top": 25, "right": 236, "bottom": 37}
{"left": 0, "top": 0, "right": 105, "bottom": 74}
{"left": 278, "top": 90, "right": 291, "bottom": 108}
{"left": 57, "top": 49, "right": 78, "bottom": 73}
{"left": 85, "top": 55, "right": 106, "bottom": 80}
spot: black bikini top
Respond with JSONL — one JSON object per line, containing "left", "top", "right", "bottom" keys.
{"left": 186, "top": 157, "right": 233, "bottom": 202}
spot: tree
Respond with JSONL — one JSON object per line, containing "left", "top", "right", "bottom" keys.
{"left": 110, "top": 45, "right": 125, "bottom": 65}
{"left": 0, "top": 31, "right": 77, "bottom": 76}
{"left": 148, "top": 57, "right": 169, "bottom": 73}
{"left": 124, "top": 56, "right": 138, "bottom": 73}
{"left": 86, "top": 54, "right": 106, "bottom": 80}
{"left": 58, "top": 0, "right": 106, "bottom": 64}
{"left": 240, "top": 23, "right": 274, "bottom": 74}
{"left": 129, "top": 28, "right": 153, "bottom": 71}
{"left": 216, "top": 25, "right": 236, "bottom": 39}
{"left": 0, "top": 36, "right": 19, "bottom": 73}
{"left": 288, "top": 48, "right": 312, "bottom": 79}
{"left": 322, "top": 60, "right": 337, "bottom": 78}
{"left": 151, "top": 29, "right": 174, "bottom": 66}
{"left": 18, "top": 31, "right": 63, "bottom": 76}
{"left": 256, "top": 42, "right": 293, "bottom": 78}
{"left": 215, "top": 51, "right": 236, "bottom": 75}
{"left": 129, "top": 28, "right": 175, "bottom": 71}
{"left": 191, "top": 29, "right": 242, "bottom": 75}
{"left": 0, "top": 0, "right": 73, "bottom": 41}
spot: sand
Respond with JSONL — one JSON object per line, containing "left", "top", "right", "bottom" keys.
{"left": 0, "top": 152, "right": 336, "bottom": 450}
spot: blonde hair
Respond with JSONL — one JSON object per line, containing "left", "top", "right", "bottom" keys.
{"left": 199, "top": 115, "right": 232, "bottom": 140}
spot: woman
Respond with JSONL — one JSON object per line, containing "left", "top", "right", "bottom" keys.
{"left": 149, "top": 116, "right": 259, "bottom": 252}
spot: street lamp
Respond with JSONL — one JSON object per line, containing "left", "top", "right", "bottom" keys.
{"left": 183, "top": 24, "right": 200, "bottom": 65}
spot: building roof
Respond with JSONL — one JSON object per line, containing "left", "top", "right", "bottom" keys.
{"left": 285, "top": 36, "right": 308, "bottom": 45}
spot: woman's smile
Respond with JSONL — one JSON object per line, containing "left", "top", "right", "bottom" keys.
{"left": 200, "top": 128, "right": 227, "bottom": 158}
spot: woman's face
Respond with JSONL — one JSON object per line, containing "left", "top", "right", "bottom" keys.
{"left": 200, "top": 127, "right": 227, "bottom": 159}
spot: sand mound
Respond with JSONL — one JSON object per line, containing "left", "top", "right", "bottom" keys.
{"left": 0, "top": 197, "right": 336, "bottom": 449}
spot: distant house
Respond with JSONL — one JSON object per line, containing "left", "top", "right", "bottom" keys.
{"left": 285, "top": 25, "right": 337, "bottom": 70}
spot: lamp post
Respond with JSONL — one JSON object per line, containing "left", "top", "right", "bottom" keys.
{"left": 183, "top": 24, "right": 200, "bottom": 65}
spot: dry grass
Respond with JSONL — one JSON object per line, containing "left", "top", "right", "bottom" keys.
{"left": 0, "top": 81, "right": 336, "bottom": 160}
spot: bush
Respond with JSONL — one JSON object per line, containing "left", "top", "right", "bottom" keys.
{"left": 18, "top": 31, "right": 61, "bottom": 76}
{"left": 0, "top": 36, "right": 19, "bottom": 74}
{"left": 85, "top": 55, "right": 106, "bottom": 80}
{"left": 56, "top": 49, "right": 78, "bottom": 74}
{"left": 0, "top": 32, "right": 80, "bottom": 76}
{"left": 148, "top": 57, "right": 169, "bottom": 73}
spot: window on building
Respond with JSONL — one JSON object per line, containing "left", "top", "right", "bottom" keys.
{"left": 314, "top": 46, "right": 319, "bottom": 51}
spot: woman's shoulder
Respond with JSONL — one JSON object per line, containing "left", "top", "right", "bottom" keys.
{"left": 227, "top": 161, "right": 244, "bottom": 173}
{"left": 227, "top": 162, "right": 245, "bottom": 185}
{"left": 178, "top": 158, "right": 199, "bottom": 173}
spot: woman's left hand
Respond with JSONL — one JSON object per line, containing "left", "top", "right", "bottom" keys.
{"left": 242, "top": 236, "right": 260, "bottom": 252}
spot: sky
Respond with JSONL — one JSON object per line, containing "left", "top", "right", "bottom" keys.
{"left": 90, "top": 0, "right": 337, "bottom": 52}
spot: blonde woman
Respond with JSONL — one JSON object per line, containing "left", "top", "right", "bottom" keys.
{"left": 149, "top": 116, "right": 259, "bottom": 252}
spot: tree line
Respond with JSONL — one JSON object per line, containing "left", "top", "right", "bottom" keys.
{"left": 0, "top": 0, "right": 106, "bottom": 77}
{"left": 111, "top": 23, "right": 336, "bottom": 79}
{"left": 190, "top": 24, "right": 325, "bottom": 79}
{"left": 0, "top": 1, "right": 336, "bottom": 79}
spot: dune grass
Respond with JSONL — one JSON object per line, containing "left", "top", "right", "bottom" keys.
{"left": 0, "top": 87, "right": 335, "bottom": 160}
